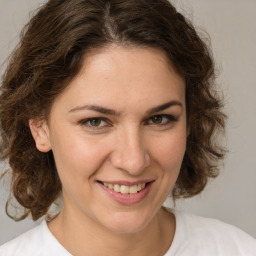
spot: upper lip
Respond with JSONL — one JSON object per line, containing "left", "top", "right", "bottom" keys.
{"left": 97, "top": 179, "right": 154, "bottom": 186}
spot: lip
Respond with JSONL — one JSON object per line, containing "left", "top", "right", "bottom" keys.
{"left": 97, "top": 180, "right": 154, "bottom": 206}
{"left": 99, "top": 179, "right": 153, "bottom": 186}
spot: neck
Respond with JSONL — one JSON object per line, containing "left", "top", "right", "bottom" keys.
{"left": 48, "top": 206, "right": 175, "bottom": 256}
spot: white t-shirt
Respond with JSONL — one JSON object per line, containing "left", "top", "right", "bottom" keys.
{"left": 0, "top": 211, "right": 255, "bottom": 256}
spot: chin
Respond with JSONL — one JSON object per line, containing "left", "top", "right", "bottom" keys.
{"left": 101, "top": 210, "right": 154, "bottom": 234}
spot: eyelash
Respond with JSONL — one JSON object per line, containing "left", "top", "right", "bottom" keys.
{"left": 78, "top": 117, "right": 110, "bottom": 129}
{"left": 145, "top": 114, "right": 178, "bottom": 125}
{"left": 78, "top": 114, "right": 178, "bottom": 130}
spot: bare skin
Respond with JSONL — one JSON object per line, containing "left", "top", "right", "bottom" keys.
{"left": 48, "top": 206, "right": 175, "bottom": 256}
{"left": 30, "top": 46, "right": 186, "bottom": 255}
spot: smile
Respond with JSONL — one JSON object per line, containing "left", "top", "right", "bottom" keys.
{"left": 98, "top": 180, "right": 154, "bottom": 205}
{"left": 102, "top": 182, "right": 146, "bottom": 194}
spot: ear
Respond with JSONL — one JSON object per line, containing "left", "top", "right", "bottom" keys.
{"left": 29, "top": 118, "right": 51, "bottom": 152}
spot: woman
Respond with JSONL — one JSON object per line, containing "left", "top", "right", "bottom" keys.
{"left": 0, "top": 0, "right": 255, "bottom": 255}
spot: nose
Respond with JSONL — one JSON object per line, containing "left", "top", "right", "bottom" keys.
{"left": 110, "top": 128, "right": 151, "bottom": 175}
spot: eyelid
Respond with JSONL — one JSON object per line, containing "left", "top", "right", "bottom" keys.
{"left": 77, "top": 114, "right": 178, "bottom": 130}
{"left": 79, "top": 117, "right": 108, "bottom": 123}
{"left": 145, "top": 114, "right": 178, "bottom": 125}
{"left": 78, "top": 117, "right": 112, "bottom": 129}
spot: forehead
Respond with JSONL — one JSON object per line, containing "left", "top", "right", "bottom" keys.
{"left": 79, "top": 46, "right": 183, "bottom": 87}
{"left": 51, "top": 46, "right": 185, "bottom": 113}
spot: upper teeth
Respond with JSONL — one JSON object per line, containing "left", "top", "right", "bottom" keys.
{"left": 103, "top": 182, "right": 146, "bottom": 194}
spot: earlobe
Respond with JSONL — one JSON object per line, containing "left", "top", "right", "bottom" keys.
{"left": 29, "top": 119, "right": 52, "bottom": 152}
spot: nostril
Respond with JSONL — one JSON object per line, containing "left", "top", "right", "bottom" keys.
{"left": 109, "top": 143, "right": 151, "bottom": 174}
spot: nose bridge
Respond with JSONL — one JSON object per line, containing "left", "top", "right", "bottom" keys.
{"left": 110, "top": 125, "right": 150, "bottom": 174}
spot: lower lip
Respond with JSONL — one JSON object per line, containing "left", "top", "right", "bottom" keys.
{"left": 98, "top": 182, "right": 153, "bottom": 206}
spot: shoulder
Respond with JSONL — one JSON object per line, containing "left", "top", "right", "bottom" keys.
{"left": 166, "top": 210, "right": 256, "bottom": 256}
{"left": 0, "top": 221, "right": 71, "bottom": 256}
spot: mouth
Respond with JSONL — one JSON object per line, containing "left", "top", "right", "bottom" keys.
{"left": 100, "top": 181, "right": 147, "bottom": 194}
{"left": 97, "top": 180, "right": 154, "bottom": 205}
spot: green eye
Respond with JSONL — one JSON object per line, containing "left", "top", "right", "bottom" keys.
{"left": 147, "top": 115, "right": 178, "bottom": 125}
{"left": 79, "top": 117, "right": 109, "bottom": 129}
{"left": 89, "top": 118, "right": 103, "bottom": 126}
{"left": 151, "top": 116, "right": 163, "bottom": 124}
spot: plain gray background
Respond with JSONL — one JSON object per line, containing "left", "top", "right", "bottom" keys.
{"left": 0, "top": 0, "right": 256, "bottom": 245}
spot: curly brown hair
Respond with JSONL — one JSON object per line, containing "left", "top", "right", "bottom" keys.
{"left": 0, "top": 0, "right": 226, "bottom": 221}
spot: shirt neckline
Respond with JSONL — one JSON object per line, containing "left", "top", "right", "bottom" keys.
{"left": 43, "top": 208, "right": 180, "bottom": 256}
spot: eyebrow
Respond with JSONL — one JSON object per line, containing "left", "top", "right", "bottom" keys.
{"left": 69, "top": 100, "right": 182, "bottom": 116}
{"left": 69, "top": 105, "right": 120, "bottom": 116}
{"left": 146, "top": 100, "right": 183, "bottom": 115}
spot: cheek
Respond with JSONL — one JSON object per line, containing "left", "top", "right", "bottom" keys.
{"left": 147, "top": 129, "right": 187, "bottom": 206}
{"left": 149, "top": 130, "right": 186, "bottom": 173}
{"left": 50, "top": 132, "right": 111, "bottom": 182}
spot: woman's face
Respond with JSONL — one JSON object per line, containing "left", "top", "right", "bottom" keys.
{"left": 35, "top": 46, "right": 187, "bottom": 233}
